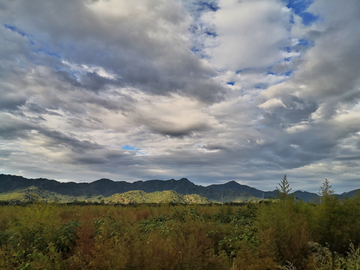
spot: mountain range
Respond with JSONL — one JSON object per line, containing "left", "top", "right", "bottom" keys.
{"left": 0, "top": 174, "right": 358, "bottom": 203}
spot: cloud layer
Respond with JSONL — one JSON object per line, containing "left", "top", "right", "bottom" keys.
{"left": 0, "top": 0, "right": 359, "bottom": 192}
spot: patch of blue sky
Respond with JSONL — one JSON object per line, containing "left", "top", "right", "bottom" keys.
{"left": 236, "top": 68, "right": 257, "bottom": 74}
{"left": 33, "top": 48, "right": 61, "bottom": 59}
{"left": 190, "top": 47, "right": 200, "bottom": 54}
{"left": 188, "top": 24, "right": 198, "bottom": 34}
{"left": 267, "top": 69, "right": 293, "bottom": 77}
{"left": 227, "top": 81, "right": 235, "bottom": 86}
{"left": 4, "top": 24, "right": 35, "bottom": 45}
{"left": 122, "top": 145, "right": 148, "bottom": 156}
{"left": 181, "top": 0, "right": 218, "bottom": 22}
{"left": 45, "top": 51, "right": 61, "bottom": 59}
{"left": 4, "top": 24, "right": 27, "bottom": 37}
{"left": 191, "top": 47, "right": 210, "bottom": 59}
{"left": 297, "top": 38, "right": 315, "bottom": 47}
{"left": 283, "top": 39, "right": 314, "bottom": 57}
{"left": 284, "top": 46, "right": 291, "bottom": 53}
{"left": 254, "top": 84, "right": 267, "bottom": 89}
{"left": 284, "top": 0, "right": 319, "bottom": 26}
{"left": 300, "top": 12, "right": 318, "bottom": 26}
{"left": 122, "top": 145, "right": 141, "bottom": 151}
{"left": 5, "top": 24, "right": 64, "bottom": 65}
{"left": 189, "top": 22, "right": 217, "bottom": 37}
{"left": 289, "top": 14, "right": 295, "bottom": 24}
{"left": 288, "top": 38, "right": 315, "bottom": 54}
{"left": 204, "top": 30, "right": 217, "bottom": 37}
{"left": 195, "top": 1, "right": 219, "bottom": 13}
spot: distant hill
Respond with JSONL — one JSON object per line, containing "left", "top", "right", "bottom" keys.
{"left": 0, "top": 186, "right": 87, "bottom": 203}
{"left": 339, "top": 189, "right": 360, "bottom": 199}
{"left": 0, "top": 185, "right": 210, "bottom": 204}
{"left": 0, "top": 174, "right": 342, "bottom": 203}
{"left": 105, "top": 190, "right": 211, "bottom": 204}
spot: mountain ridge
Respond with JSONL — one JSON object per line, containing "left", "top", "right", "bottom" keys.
{"left": 1, "top": 174, "right": 357, "bottom": 203}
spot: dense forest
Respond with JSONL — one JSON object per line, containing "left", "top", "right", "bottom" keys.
{"left": 1, "top": 178, "right": 360, "bottom": 269}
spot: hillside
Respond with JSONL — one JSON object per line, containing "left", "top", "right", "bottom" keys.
{"left": 105, "top": 190, "right": 211, "bottom": 204}
{"left": 0, "top": 174, "right": 328, "bottom": 203}
{"left": 0, "top": 186, "right": 211, "bottom": 204}
{"left": 0, "top": 186, "right": 96, "bottom": 203}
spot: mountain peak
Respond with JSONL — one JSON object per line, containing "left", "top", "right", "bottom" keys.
{"left": 225, "top": 180, "right": 239, "bottom": 185}
{"left": 95, "top": 178, "right": 113, "bottom": 183}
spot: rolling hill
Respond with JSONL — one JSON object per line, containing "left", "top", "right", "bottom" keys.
{"left": 0, "top": 174, "right": 346, "bottom": 203}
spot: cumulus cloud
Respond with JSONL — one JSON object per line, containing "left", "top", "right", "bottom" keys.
{"left": 201, "top": 0, "right": 292, "bottom": 71}
{"left": 259, "top": 98, "right": 287, "bottom": 110}
{"left": 0, "top": 0, "right": 360, "bottom": 193}
{"left": 1, "top": 0, "right": 226, "bottom": 102}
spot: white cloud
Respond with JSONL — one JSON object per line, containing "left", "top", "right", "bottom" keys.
{"left": 202, "top": 0, "right": 292, "bottom": 71}
{"left": 0, "top": 0, "right": 360, "bottom": 193}
{"left": 259, "top": 98, "right": 286, "bottom": 110}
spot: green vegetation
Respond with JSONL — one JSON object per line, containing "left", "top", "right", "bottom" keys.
{"left": 1, "top": 178, "right": 360, "bottom": 269}
{"left": 106, "top": 190, "right": 211, "bottom": 204}
{"left": 0, "top": 186, "right": 83, "bottom": 203}
{"left": 0, "top": 187, "right": 211, "bottom": 204}
{"left": 1, "top": 174, "right": 328, "bottom": 203}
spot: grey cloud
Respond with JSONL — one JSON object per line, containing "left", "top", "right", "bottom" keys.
{"left": 0, "top": 115, "right": 35, "bottom": 140}
{"left": 25, "top": 102, "right": 62, "bottom": 116}
{"left": 201, "top": 143, "right": 228, "bottom": 151}
{"left": 74, "top": 156, "right": 107, "bottom": 165}
{"left": 78, "top": 72, "right": 112, "bottom": 92}
{"left": 0, "top": 113, "right": 101, "bottom": 154}
{"left": 1, "top": 0, "right": 360, "bottom": 193}
{"left": 0, "top": 93, "right": 27, "bottom": 111}
{"left": 258, "top": 97, "right": 318, "bottom": 126}
{"left": 38, "top": 128, "right": 102, "bottom": 154}
{"left": 0, "top": 150, "right": 12, "bottom": 158}
{"left": 0, "top": 0, "right": 226, "bottom": 103}
{"left": 248, "top": 0, "right": 360, "bottom": 176}
{"left": 147, "top": 121, "right": 210, "bottom": 137}
{"left": 254, "top": 118, "right": 360, "bottom": 171}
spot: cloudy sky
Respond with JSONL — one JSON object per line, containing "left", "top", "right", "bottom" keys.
{"left": 1, "top": 0, "right": 360, "bottom": 192}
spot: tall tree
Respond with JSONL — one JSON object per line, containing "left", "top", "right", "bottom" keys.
{"left": 276, "top": 175, "right": 292, "bottom": 202}
{"left": 319, "top": 178, "right": 334, "bottom": 198}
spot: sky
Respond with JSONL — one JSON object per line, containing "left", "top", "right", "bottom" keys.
{"left": 0, "top": 0, "right": 360, "bottom": 193}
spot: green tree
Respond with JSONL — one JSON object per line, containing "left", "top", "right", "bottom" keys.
{"left": 315, "top": 179, "right": 350, "bottom": 259}
{"left": 319, "top": 178, "right": 334, "bottom": 199}
{"left": 276, "top": 175, "right": 292, "bottom": 202}
{"left": 256, "top": 175, "right": 312, "bottom": 269}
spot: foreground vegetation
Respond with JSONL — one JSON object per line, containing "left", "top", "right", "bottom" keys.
{"left": 0, "top": 179, "right": 360, "bottom": 269}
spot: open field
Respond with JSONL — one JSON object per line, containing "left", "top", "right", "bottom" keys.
{"left": 1, "top": 192, "right": 360, "bottom": 270}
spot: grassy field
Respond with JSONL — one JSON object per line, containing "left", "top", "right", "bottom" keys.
{"left": 1, "top": 191, "right": 360, "bottom": 270}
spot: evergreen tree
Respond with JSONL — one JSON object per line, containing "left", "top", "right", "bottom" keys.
{"left": 319, "top": 178, "right": 334, "bottom": 198}
{"left": 276, "top": 175, "right": 292, "bottom": 202}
